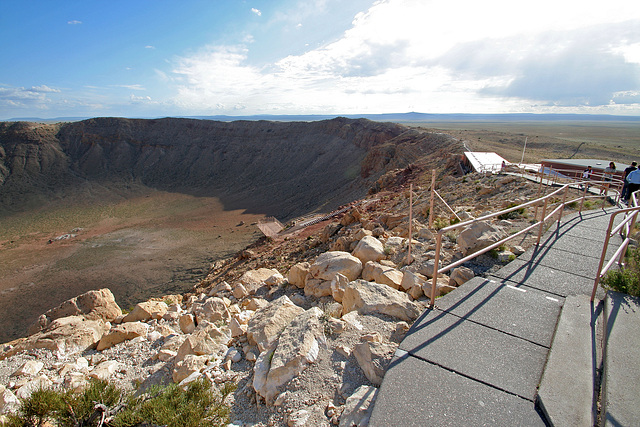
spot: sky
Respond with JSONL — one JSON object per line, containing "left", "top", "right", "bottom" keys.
{"left": 1, "top": 0, "right": 640, "bottom": 119}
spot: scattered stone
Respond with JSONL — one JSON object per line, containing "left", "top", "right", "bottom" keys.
{"left": 27, "top": 288, "right": 122, "bottom": 336}
{"left": 247, "top": 296, "right": 305, "bottom": 352}
{"left": 288, "top": 262, "right": 311, "bottom": 288}
{"left": 308, "top": 251, "right": 363, "bottom": 282}
{"left": 450, "top": 266, "right": 475, "bottom": 287}
{"left": 353, "top": 341, "right": 395, "bottom": 385}
{"left": 342, "top": 280, "right": 420, "bottom": 322}
{"left": 456, "top": 220, "right": 506, "bottom": 256}
{"left": 122, "top": 300, "right": 168, "bottom": 323}
{"left": 11, "top": 360, "right": 44, "bottom": 377}
{"left": 352, "top": 236, "right": 386, "bottom": 264}
{"left": 339, "top": 385, "right": 378, "bottom": 427}
{"left": 97, "top": 322, "right": 148, "bottom": 351}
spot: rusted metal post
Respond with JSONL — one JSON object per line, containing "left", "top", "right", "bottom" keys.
{"left": 428, "top": 170, "right": 436, "bottom": 229}
{"left": 407, "top": 184, "right": 413, "bottom": 265}
{"left": 557, "top": 185, "right": 569, "bottom": 224}
{"left": 430, "top": 231, "right": 443, "bottom": 308}
{"left": 536, "top": 197, "right": 549, "bottom": 246}
{"left": 592, "top": 214, "right": 617, "bottom": 301}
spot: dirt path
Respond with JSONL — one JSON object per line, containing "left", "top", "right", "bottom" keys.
{"left": 0, "top": 190, "right": 266, "bottom": 342}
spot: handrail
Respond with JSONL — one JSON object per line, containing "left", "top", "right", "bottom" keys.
{"left": 428, "top": 179, "right": 619, "bottom": 308}
{"left": 591, "top": 190, "right": 640, "bottom": 301}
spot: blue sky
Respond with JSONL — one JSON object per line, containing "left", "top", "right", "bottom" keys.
{"left": 1, "top": 0, "right": 639, "bottom": 119}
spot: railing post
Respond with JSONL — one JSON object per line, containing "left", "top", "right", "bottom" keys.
{"left": 407, "top": 184, "right": 413, "bottom": 265}
{"left": 536, "top": 197, "right": 549, "bottom": 246}
{"left": 430, "top": 231, "right": 443, "bottom": 308}
{"left": 592, "top": 214, "right": 617, "bottom": 301}
{"left": 428, "top": 170, "right": 436, "bottom": 229}
{"left": 557, "top": 185, "right": 569, "bottom": 224}
{"left": 579, "top": 184, "right": 587, "bottom": 213}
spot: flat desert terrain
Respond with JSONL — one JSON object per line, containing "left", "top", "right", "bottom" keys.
{"left": 0, "top": 189, "right": 266, "bottom": 342}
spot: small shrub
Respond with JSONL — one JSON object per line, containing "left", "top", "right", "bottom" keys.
{"left": 432, "top": 217, "right": 449, "bottom": 230}
{"left": 498, "top": 203, "right": 526, "bottom": 220}
{"left": 601, "top": 246, "right": 640, "bottom": 297}
{"left": 6, "top": 378, "right": 235, "bottom": 427}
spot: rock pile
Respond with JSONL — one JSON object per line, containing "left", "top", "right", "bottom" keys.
{"left": 0, "top": 170, "right": 545, "bottom": 426}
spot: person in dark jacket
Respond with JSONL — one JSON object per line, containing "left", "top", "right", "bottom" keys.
{"left": 621, "top": 161, "right": 637, "bottom": 201}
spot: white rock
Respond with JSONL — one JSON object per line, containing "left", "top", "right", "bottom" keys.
{"left": 288, "top": 262, "right": 310, "bottom": 288}
{"left": 308, "top": 251, "right": 363, "bottom": 282}
{"left": 456, "top": 220, "right": 507, "bottom": 256}
{"left": 353, "top": 341, "right": 396, "bottom": 385}
{"left": 179, "top": 313, "right": 196, "bottom": 334}
{"left": 331, "top": 273, "right": 349, "bottom": 303}
{"left": 362, "top": 261, "right": 403, "bottom": 289}
{"left": 288, "top": 409, "right": 311, "bottom": 427}
{"left": 450, "top": 266, "right": 475, "bottom": 287}
{"left": 12, "top": 360, "right": 44, "bottom": 377}
{"left": 342, "top": 280, "right": 421, "bottom": 322}
{"left": 339, "top": 385, "right": 379, "bottom": 427}
{"left": 246, "top": 296, "right": 305, "bottom": 352}
{"left": 97, "top": 322, "right": 148, "bottom": 351}
{"left": 0, "top": 385, "right": 19, "bottom": 414}
{"left": 352, "top": 236, "right": 386, "bottom": 264}
{"left": 123, "top": 300, "right": 168, "bottom": 323}
{"left": 88, "top": 360, "right": 120, "bottom": 381}
{"left": 173, "top": 354, "right": 209, "bottom": 383}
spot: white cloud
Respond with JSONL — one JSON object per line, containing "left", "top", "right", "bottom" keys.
{"left": 168, "top": 0, "right": 640, "bottom": 115}
{"left": 145, "top": 45, "right": 156, "bottom": 50}
{"left": 67, "top": 20, "right": 82, "bottom": 25}
{"left": 116, "top": 84, "right": 146, "bottom": 91}
{"left": 251, "top": 8, "right": 262, "bottom": 16}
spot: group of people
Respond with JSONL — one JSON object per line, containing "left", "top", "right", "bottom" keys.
{"left": 581, "top": 161, "right": 640, "bottom": 203}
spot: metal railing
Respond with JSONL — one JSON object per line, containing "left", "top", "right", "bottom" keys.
{"left": 591, "top": 190, "right": 640, "bottom": 301}
{"left": 427, "top": 178, "right": 621, "bottom": 308}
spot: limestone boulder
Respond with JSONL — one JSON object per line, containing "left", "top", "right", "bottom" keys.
{"left": 122, "top": 300, "right": 168, "bottom": 323}
{"left": 400, "top": 270, "right": 427, "bottom": 299}
{"left": 240, "top": 268, "right": 282, "bottom": 293}
{"left": 331, "top": 273, "right": 349, "bottom": 303}
{"left": 353, "top": 341, "right": 396, "bottom": 385}
{"left": 175, "top": 323, "right": 230, "bottom": 363}
{"left": 450, "top": 266, "right": 475, "bottom": 287}
{"left": 97, "top": 322, "right": 148, "bottom": 351}
{"left": 192, "top": 297, "right": 231, "bottom": 325}
{"left": 0, "top": 385, "right": 19, "bottom": 414}
{"left": 253, "top": 307, "right": 325, "bottom": 404}
{"left": 179, "top": 313, "right": 196, "bottom": 334}
{"left": 308, "top": 251, "right": 363, "bottom": 282}
{"left": 304, "top": 279, "right": 332, "bottom": 298}
{"left": 342, "top": 280, "right": 420, "bottom": 322}
{"left": 247, "top": 296, "right": 305, "bottom": 352}
{"left": 15, "top": 375, "right": 53, "bottom": 400}
{"left": 173, "top": 354, "right": 209, "bottom": 383}
{"left": 1, "top": 316, "right": 108, "bottom": 360}
{"left": 352, "top": 236, "right": 386, "bottom": 264}
{"left": 11, "top": 361, "right": 44, "bottom": 377}
{"left": 339, "top": 385, "right": 379, "bottom": 427}
{"left": 28, "top": 288, "right": 121, "bottom": 335}
{"left": 456, "top": 220, "right": 506, "bottom": 256}
{"left": 88, "top": 360, "right": 119, "bottom": 381}
{"left": 288, "top": 262, "right": 310, "bottom": 288}
{"left": 362, "top": 261, "right": 403, "bottom": 289}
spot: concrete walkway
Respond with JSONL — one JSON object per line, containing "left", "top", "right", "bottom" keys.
{"left": 369, "top": 207, "right": 629, "bottom": 426}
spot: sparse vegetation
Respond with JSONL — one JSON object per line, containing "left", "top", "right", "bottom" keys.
{"left": 601, "top": 246, "right": 640, "bottom": 297}
{"left": 5, "top": 378, "right": 235, "bottom": 427}
{"left": 498, "top": 203, "right": 526, "bottom": 220}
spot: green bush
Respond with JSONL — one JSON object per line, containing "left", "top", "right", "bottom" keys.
{"left": 5, "top": 378, "right": 235, "bottom": 427}
{"left": 601, "top": 247, "right": 640, "bottom": 297}
{"left": 498, "top": 204, "right": 526, "bottom": 220}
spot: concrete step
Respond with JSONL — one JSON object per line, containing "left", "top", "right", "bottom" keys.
{"left": 536, "top": 295, "right": 602, "bottom": 426}
{"left": 601, "top": 291, "right": 640, "bottom": 426}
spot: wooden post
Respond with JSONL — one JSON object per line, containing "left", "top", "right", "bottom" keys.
{"left": 429, "top": 170, "right": 436, "bottom": 229}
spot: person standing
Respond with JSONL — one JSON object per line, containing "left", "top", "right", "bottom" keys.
{"left": 621, "top": 161, "right": 638, "bottom": 201}
{"left": 601, "top": 162, "right": 616, "bottom": 195}
{"left": 624, "top": 167, "right": 640, "bottom": 203}
{"left": 581, "top": 165, "right": 592, "bottom": 190}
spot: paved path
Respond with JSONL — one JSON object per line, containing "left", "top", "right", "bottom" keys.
{"left": 369, "top": 207, "right": 623, "bottom": 426}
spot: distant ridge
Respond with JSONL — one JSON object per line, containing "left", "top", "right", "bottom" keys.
{"left": 4, "top": 112, "right": 640, "bottom": 124}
